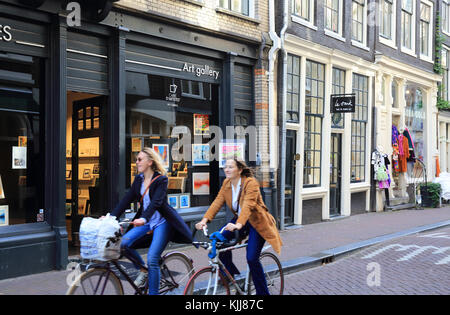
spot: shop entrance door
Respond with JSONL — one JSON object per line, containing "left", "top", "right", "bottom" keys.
{"left": 285, "top": 130, "right": 297, "bottom": 225}
{"left": 329, "top": 133, "right": 342, "bottom": 217}
{"left": 70, "top": 95, "right": 107, "bottom": 243}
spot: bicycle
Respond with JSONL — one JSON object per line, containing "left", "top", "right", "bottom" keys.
{"left": 183, "top": 227, "right": 284, "bottom": 295}
{"left": 66, "top": 220, "right": 194, "bottom": 295}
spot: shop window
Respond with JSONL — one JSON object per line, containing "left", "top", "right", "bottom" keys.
{"left": 303, "top": 60, "right": 324, "bottom": 187}
{"left": 287, "top": 54, "right": 301, "bottom": 123}
{"left": 392, "top": 80, "right": 398, "bottom": 107}
{"left": 0, "top": 54, "right": 44, "bottom": 226}
{"left": 351, "top": 73, "right": 368, "bottom": 183}
{"left": 126, "top": 72, "right": 219, "bottom": 208}
{"left": 332, "top": 67, "right": 345, "bottom": 128}
{"left": 405, "top": 86, "right": 424, "bottom": 162}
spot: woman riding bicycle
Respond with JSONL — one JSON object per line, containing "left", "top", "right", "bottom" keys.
{"left": 111, "top": 147, "right": 192, "bottom": 295}
{"left": 195, "top": 158, "right": 282, "bottom": 295}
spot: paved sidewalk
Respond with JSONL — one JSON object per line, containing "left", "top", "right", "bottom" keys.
{"left": 0, "top": 206, "right": 449, "bottom": 295}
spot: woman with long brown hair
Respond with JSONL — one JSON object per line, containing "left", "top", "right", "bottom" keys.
{"left": 111, "top": 147, "right": 192, "bottom": 295}
{"left": 195, "top": 158, "right": 282, "bottom": 295}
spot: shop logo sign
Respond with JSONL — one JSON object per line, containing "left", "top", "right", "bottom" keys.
{"left": 182, "top": 63, "right": 220, "bottom": 80}
{"left": 166, "top": 83, "right": 180, "bottom": 105}
{"left": 0, "top": 24, "right": 12, "bottom": 42}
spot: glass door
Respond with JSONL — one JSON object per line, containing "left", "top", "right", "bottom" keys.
{"left": 329, "top": 133, "right": 342, "bottom": 216}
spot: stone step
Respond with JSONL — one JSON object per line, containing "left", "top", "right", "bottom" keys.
{"left": 389, "top": 196, "right": 410, "bottom": 206}
{"left": 386, "top": 203, "right": 416, "bottom": 211}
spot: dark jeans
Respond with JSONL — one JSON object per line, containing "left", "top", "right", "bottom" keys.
{"left": 219, "top": 218, "right": 270, "bottom": 295}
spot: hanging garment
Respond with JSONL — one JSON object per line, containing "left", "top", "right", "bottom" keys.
{"left": 392, "top": 125, "right": 400, "bottom": 146}
{"left": 392, "top": 144, "right": 400, "bottom": 173}
{"left": 398, "top": 136, "right": 410, "bottom": 173}
{"left": 436, "top": 157, "right": 441, "bottom": 178}
{"left": 372, "top": 150, "right": 389, "bottom": 181}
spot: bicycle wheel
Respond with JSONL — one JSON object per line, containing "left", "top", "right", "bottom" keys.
{"left": 159, "top": 252, "right": 194, "bottom": 295}
{"left": 248, "top": 252, "right": 284, "bottom": 295}
{"left": 183, "top": 267, "right": 230, "bottom": 295}
{"left": 66, "top": 267, "right": 124, "bottom": 295}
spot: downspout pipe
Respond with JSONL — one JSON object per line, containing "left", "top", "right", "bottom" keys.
{"left": 279, "top": 0, "right": 289, "bottom": 230}
{"left": 268, "top": 0, "right": 281, "bottom": 225}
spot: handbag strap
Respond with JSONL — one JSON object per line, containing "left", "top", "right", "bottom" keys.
{"left": 140, "top": 175, "right": 162, "bottom": 204}
{"left": 230, "top": 182, "right": 243, "bottom": 218}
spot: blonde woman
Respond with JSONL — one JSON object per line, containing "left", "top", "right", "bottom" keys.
{"left": 111, "top": 147, "right": 192, "bottom": 295}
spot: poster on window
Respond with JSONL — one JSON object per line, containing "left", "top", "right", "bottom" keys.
{"left": 152, "top": 144, "right": 170, "bottom": 169}
{"left": 12, "top": 146, "right": 27, "bottom": 169}
{"left": 193, "top": 114, "right": 210, "bottom": 136}
{"left": 0, "top": 205, "right": 8, "bottom": 226}
{"left": 219, "top": 141, "right": 245, "bottom": 168}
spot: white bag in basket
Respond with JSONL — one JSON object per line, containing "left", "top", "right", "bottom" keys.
{"left": 97, "top": 214, "right": 122, "bottom": 261}
{"left": 79, "top": 214, "right": 122, "bottom": 261}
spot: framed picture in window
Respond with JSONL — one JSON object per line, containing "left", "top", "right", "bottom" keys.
{"left": 0, "top": 175, "right": 5, "bottom": 199}
{"left": 193, "top": 114, "right": 210, "bottom": 136}
{"left": 65, "top": 203, "right": 72, "bottom": 217}
{"left": 179, "top": 194, "right": 190, "bottom": 208}
{"left": 192, "top": 144, "right": 210, "bottom": 166}
{"left": 78, "top": 198, "right": 88, "bottom": 215}
{"left": 168, "top": 195, "right": 179, "bottom": 209}
{"left": 219, "top": 141, "right": 245, "bottom": 168}
{"left": 0, "top": 205, "right": 9, "bottom": 226}
{"left": 66, "top": 170, "right": 72, "bottom": 180}
{"left": 192, "top": 172, "right": 210, "bottom": 195}
{"left": 153, "top": 144, "right": 170, "bottom": 169}
{"left": 18, "top": 136, "right": 27, "bottom": 147}
{"left": 83, "top": 169, "right": 91, "bottom": 179}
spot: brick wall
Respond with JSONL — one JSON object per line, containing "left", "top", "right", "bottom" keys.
{"left": 116, "top": 0, "right": 269, "bottom": 41}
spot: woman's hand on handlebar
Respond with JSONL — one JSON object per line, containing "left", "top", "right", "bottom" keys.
{"left": 132, "top": 218, "right": 146, "bottom": 227}
{"left": 195, "top": 218, "right": 208, "bottom": 230}
{"left": 224, "top": 222, "right": 242, "bottom": 232}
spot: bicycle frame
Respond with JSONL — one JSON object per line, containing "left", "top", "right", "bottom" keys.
{"left": 193, "top": 235, "right": 272, "bottom": 295}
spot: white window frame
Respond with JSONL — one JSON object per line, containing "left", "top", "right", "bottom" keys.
{"left": 442, "top": 46, "right": 450, "bottom": 102}
{"left": 218, "top": 0, "right": 254, "bottom": 18}
{"left": 400, "top": 0, "right": 416, "bottom": 57}
{"left": 379, "top": 0, "right": 397, "bottom": 49}
{"left": 443, "top": 0, "right": 450, "bottom": 36}
{"left": 292, "top": 0, "right": 317, "bottom": 30}
{"left": 351, "top": 0, "right": 369, "bottom": 50}
{"left": 324, "top": 0, "right": 344, "bottom": 39}
{"left": 419, "top": 0, "right": 433, "bottom": 62}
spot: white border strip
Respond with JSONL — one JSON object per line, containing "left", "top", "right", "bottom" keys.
{"left": 67, "top": 48, "right": 108, "bottom": 59}
{"left": 126, "top": 59, "right": 181, "bottom": 72}
{"left": 15, "top": 41, "right": 45, "bottom": 48}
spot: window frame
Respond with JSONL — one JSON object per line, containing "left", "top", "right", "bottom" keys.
{"left": 324, "top": 0, "right": 343, "bottom": 36}
{"left": 379, "top": 0, "right": 397, "bottom": 49}
{"left": 443, "top": 0, "right": 450, "bottom": 36}
{"left": 303, "top": 60, "right": 325, "bottom": 188}
{"left": 351, "top": 73, "right": 369, "bottom": 184}
{"left": 331, "top": 67, "right": 346, "bottom": 129}
{"left": 218, "top": 0, "right": 253, "bottom": 17}
{"left": 401, "top": 0, "right": 416, "bottom": 56}
{"left": 287, "top": 54, "right": 301, "bottom": 123}
{"left": 292, "top": 0, "right": 316, "bottom": 29}
{"left": 419, "top": 0, "right": 433, "bottom": 61}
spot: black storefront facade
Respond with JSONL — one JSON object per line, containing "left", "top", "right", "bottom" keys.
{"left": 0, "top": 0, "right": 259, "bottom": 280}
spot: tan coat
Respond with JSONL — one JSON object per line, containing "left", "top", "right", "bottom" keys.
{"left": 203, "top": 176, "right": 283, "bottom": 254}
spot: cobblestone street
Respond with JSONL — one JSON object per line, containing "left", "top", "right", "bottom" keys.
{"left": 284, "top": 226, "right": 450, "bottom": 295}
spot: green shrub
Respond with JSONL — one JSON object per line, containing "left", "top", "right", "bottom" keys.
{"left": 419, "top": 183, "right": 442, "bottom": 208}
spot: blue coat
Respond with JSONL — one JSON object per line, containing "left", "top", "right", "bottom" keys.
{"left": 111, "top": 172, "right": 193, "bottom": 244}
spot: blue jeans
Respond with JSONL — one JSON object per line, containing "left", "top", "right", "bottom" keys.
{"left": 120, "top": 221, "right": 173, "bottom": 295}
{"left": 219, "top": 219, "right": 270, "bottom": 295}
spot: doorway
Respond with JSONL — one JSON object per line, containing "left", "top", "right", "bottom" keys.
{"left": 285, "top": 130, "right": 297, "bottom": 225}
{"left": 66, "top": 92, "right": 107, "bottom": 246}
{"left": 329, "top": 133, "right": 342, "bottom": 217}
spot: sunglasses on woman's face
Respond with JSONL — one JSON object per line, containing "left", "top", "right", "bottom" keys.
{"left": 136, "top": 157, "right": 146, "bottom": 162}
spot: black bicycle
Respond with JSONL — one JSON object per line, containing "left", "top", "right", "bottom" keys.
{"left": 66, "top": 221, "right": 194, "bottom": 295}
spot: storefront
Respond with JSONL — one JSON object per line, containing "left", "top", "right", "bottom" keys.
{"left": 0, "top": 0, "right": 261, "bottom": 280}
{"left": 373, "top": 56, "right": 440, "bottom": 211}
{"left": 281, "top": 34, "right": 377, "bottom": 226}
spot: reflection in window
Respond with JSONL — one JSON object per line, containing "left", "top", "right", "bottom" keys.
{"left": 331, "top": 68, "right": 345, "bottom": 128}
{"left": 219, "top": 0, "right": 250, "bottom": 16}
{"left": 126, "top": 72, "right": 217, "bottom": 208}
{"left": 287, "top": 54, "right": 301, "bottom": 123}
{"left": 405, "top": 86, "right": 424, "bottom": 161}
{"left": 0, "top": 55, "right": 44, "bottom": 226}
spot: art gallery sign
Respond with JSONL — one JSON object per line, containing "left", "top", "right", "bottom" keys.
{"left": 182, "top": 63, "right": 220, "bottom": 80}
